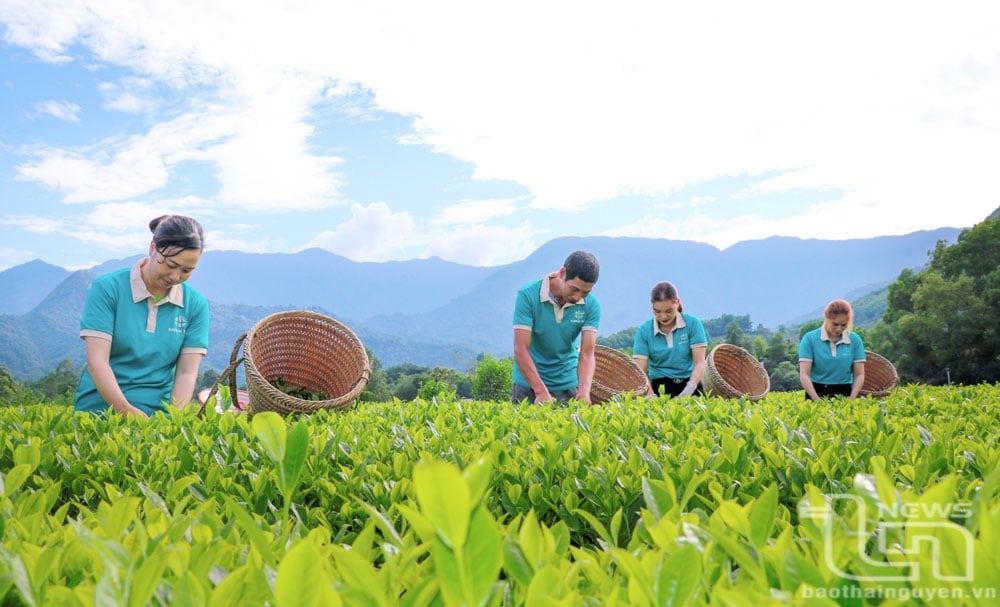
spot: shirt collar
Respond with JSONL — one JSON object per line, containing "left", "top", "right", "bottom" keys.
{"left": 820, "top": 325, "right": 851, "bottom": 344}
{"left": 653, "top": 313, "right": 687, "bottom": 336}
{"left": 131, "top": 260, "right": 184, "bottom": 306}
{"left": 539, "top": 272, "right": 585, "bottom": 306}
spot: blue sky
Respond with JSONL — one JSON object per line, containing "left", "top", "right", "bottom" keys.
{"left": 1, "top": 1, "right": 998, "bottom": 271}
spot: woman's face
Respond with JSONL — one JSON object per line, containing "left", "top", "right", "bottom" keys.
{"left": 147, "top": 244, "right": 201, "bottom": 293}
{"left": 824, "top": 313, "right": 850, "bottom": 340}
{"left": 652, "top": 299, "right": 680, "bottom": 326}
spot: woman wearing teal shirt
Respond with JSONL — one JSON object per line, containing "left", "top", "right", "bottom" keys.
{"left": 798, "top": 298, "right": 866, "bottom": 400}
{"left": 74, "top": 215, "right": 209, "bottom": 417}
{"left": 632, "top": 281, "right": 707, "bottom": 398}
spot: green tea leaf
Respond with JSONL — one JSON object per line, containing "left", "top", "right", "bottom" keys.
{"left": 413, "top": 460, "right": 469, "bottom": 549}
{"left": 277, "top": 420, "right": 309, "bottom": 498}
{"left": 252, "top": 411, "right": 287, "bottom": 464}
{"left": 464, "top": 506, "right": 502, "bottom": 606}
{"left": 275, "top": 539, "right": 326, "bottom": 607}
{"left": 641, "top": 477, "right": 675, "bottom": 521}
{"left": 748, "top": 484, "right": 778, "bottom": 548}
{"left": 655, "top": 544, "right": 701, "bottom": 606}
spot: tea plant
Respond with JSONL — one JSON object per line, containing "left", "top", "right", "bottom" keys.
{"left": 1, "top": 386, "right": 998, "bottom": 605}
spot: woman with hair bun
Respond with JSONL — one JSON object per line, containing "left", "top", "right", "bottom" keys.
{"left": 632, "top": 281, "right": 708, "bottom": 398}
{"left": 74, "top": 215, "right": 210, "bottom": 417}
{"left": 798, "top": 298, "right": 866, "bottom": 400}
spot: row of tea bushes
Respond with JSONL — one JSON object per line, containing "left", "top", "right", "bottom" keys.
{"left": 2, "top": 385, "right": 999, "bottom": 605}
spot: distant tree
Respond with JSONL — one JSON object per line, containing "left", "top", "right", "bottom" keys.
{"left": 386, "top": 363, "right": 429, "bottom": 386}
{"left": 393, "top": 374, "right": 424, "bottom": 401}
{"left": 427, "top": 366, "right": 472, "bottom": 399}
{"left": 196, "top": 368, "right": 222, "bottom": 391}
{"left": 798, "top": 319, "right": 823, "bottom": 340}
{"left": 417, "top": 377, "right": 456, "bottom": 401}
{"left": 703, "top": 314, "right": 752, "bottom": 341}
{"left": 1, "top": 366, "right": 36, "bottom": 407}
{"left": 29, "top": 359, "right": 79, "bottom": 405}
{"left": 471, "top": 354, "right": 513, "bottom": 401}
{"left": 877, "top": 216, "right": 1000, "bottom": 384}
{"left": 724, "top": 321, "right": 751, "bottom": 350}
{"left": 883, "top": 268, "right": 921, "bottom": 324}
{"left": 597, "top": 327, "right": 636, "bottom": 352}
{"left": 360, "top": 349, "right": 392, "bottom": 402}
{"left": 768, "top": 361, "right": 801, "bottom": 392}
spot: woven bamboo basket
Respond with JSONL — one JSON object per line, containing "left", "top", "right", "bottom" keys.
{"left": 859, "top": 350, "right": 899, "bottom": 398}
{"left": 590, "top": 345, "right": 651, "bottom": 404}
{"left": 703, "top": 343, "right": 770, "bottom": 401}
{"left": 232, "top": 310, "right": 371, "bottom": 414}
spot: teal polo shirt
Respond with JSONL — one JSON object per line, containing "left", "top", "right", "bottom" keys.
{"left": 512, "top": 275, "right": 601, "bottom": 391}
{"left": 798, "top": 326, "right": 865, "bottom": 385}
{"left": 632, "top": 313, "right": 707, "bottom": 379}
{"left": 74, "top": 262, "right": 210, "bottom": 416}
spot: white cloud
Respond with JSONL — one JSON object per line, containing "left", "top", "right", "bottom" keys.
{"left": 2, "top": 0, "right": 999, "bottom": 267}
{"left": 307, "top": 202, "right": 420, "bottom": 262}
{"left": 422, "top": 221, "right": 540, "bottom": 266}
{"left": 99, "top": 78, "right": 159, "bottom": 114}
{"left": 33, "top": 99, "right": 80, "bottom": 121}
{"left": 16, "top": 144, "right": 170, "bottom": 202}
{"left": 430, "top": 198, "right": 521, "bottom": 226}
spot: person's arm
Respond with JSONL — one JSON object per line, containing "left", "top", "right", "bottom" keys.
{"left": 679, "top": 345, "right": 708, "bottom": 397}
{"left": 799, "top": 359, "right": 820, "bottom": 401}
{"left": 575, "top": 330, "right": 597, "bottom": 405}
{"left": 513, "top": 328, "right": 553, "bottom": 403}
{"left": 83, "top": 337, "right": 148, "bottom": 418}
{"left": 171, "top": 351, "right": 205, "bottom": 409}
{"left": 849, "top": 360, "right": 865, "bottom": 399}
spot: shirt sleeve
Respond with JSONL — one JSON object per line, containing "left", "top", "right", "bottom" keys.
{"left": 798, "top": 332, "right": 813, "bottom": 361}
{"left": 182, "top": 291, "right": 211, "bottom": 350}
{"left": 632, "top": 322, "right": 649, "bottom": 357}
{"left": 79, "top": 276, "right": 117, "bottom": 336}
{"left": 513, "top": 286, "right": 534, "bottom": 329}
{"left": 852, "top": 333, "right": 866, "bottom": 361}
{"left": 688, "top": 315, "right": 708, "bottom": 346}
{"left": 585, "top": 296, "right": 600, "bottom": 330}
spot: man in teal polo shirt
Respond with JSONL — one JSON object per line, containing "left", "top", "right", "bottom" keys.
{"left": 512, "top": 250, "right": 601, "bottom": 405}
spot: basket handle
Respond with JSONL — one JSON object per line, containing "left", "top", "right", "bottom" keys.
{"left": 199, "top": 332, "right": 248, "bottom": 416}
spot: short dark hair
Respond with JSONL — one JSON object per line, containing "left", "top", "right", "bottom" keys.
{"left": 563, "top": 250, "right": 599, "bottom": 283}
{"left": 150, "top": 215, "right": 204, "bottom": 257}
{"left": 650, "top": 281, "right": 683, "bottom": 312}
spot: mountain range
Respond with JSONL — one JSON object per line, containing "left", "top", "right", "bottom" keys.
{"left": 0, "top": 229, "right": 960, "bottom": 381}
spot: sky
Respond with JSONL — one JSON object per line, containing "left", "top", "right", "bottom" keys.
{"left": 1, "top": 1, "right": 998, "bottom": 271}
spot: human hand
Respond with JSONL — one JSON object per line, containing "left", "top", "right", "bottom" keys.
{"left": 534, "top": 389, "right": 555, "bottom": 404}
{"left": 677, "top": 381, "right": 697, "bottom": 398}
{"left": 122, "top": 404, "right": 148, "bottom": 418}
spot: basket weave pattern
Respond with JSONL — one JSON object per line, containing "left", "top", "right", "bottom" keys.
{"left": 244, "top": 310, "right": 371, "bottom": 414}
{"left": 703, "top": 344, "right": 770, "bottom": 401}
{"left": 590, "top": 345, "right": 651, "bottom": 404}
{"left": 860, "top": 350, "right": 899, "bottom": 397}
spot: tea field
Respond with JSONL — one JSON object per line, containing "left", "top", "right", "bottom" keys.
{"left": 1, "top": 385, "right": 999, "bottom": 606}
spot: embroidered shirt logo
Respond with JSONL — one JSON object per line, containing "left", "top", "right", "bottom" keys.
{"left": 169, "top": 315, "right": 188, "bottom": 334}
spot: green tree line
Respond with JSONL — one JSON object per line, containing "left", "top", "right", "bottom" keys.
{"left": 5, "top": 215, "right": 997, "bottom": 406}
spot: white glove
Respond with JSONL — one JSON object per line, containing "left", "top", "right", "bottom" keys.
{"left": 677, "top": 381, "right": 697, "bottom": 398}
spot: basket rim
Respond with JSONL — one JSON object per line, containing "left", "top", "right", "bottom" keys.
{"left": 859, "top": 349, "right": 899, "bottom": 397}
{"left": 243, "top": 309, "right": 371, "bottom": 413}
{"left": 705, "top": 343, "right": 770, "bottom": 400}
{"left": 591, "top": 344, "right": 651, "bottom": 402}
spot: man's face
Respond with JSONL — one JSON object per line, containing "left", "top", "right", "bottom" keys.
{"left": 557, "top": 272, "right": 594, "bottom": 306}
